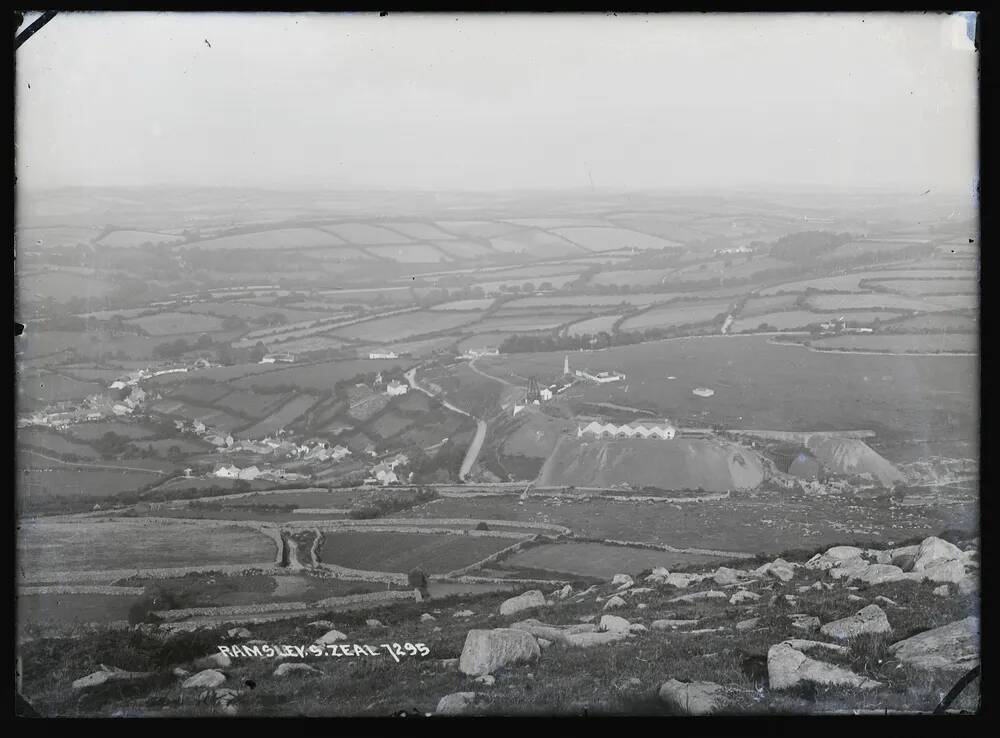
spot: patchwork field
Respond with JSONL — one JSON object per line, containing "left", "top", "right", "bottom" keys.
{"left": 619, "top": 301, "right": 731, "bottom": 331}
{"left": 489, "top": 229, "right": 584, "bottom": 258}
{"left": 179, "top": 228, "right": 345, "bottom": 250}
{"left": 498, "top": 542, "right": 724, "bottom": 579}
{"left": 317, "top": 531, "right": 519, "bottom": 575}
{"left": 588, "top": 268, "right": 677, "bottom": 287}
{"left": 473, "top": 315, "right": 587, "bottom": 333}
{"left": 731, "top": 310, "right": 904, "bottom": 332}
{"left": 565, "top": 315, "right": 622, "bottom": 337}
{"left": 367, "top": 244, "right": 449, "bottom": 263}
{"left": 868, "top": 278, "right": 978, "bottom": 295}
{"left": 17, "top": 519, "right": 278, "bottom": 578}
{"left": 232, "top": 359, "right": 408, "bottom": 393}
{"left": 550, "top": 226, "right": 682, "bottom": 252}
{"left": 17, "top": 430, "right": 102, "bottom": 458}
{"left": 125, "top": 311, "right": 227, "bottom": 335}
{"left": 67, "top": 421, "right": 158, "bottom": 441}
{"left": 18, "top": 468, "right": 164, "bottom": 504}
{"left": 807, "top": 293, "right": 973, "bottom": 312}
{"left": 332, "top": 311, "right": 481, "bottom": 342}
{"left": 428, "top": 298, "right": 496, "bottom": 311}
{"left": 18, "top": 271, "right": 118, "bottom": 302}
{"left": 321, "top": 222, "right": 412, "bottom": 244}
{"left": 237, "top": 394, "right": 319, "bottom": 438}
{"left": 97, "top": 230, "right": 184, "bottom": 247}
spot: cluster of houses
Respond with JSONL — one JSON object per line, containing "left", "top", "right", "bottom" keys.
{"left": 373, "top": 371, "right": 408, "bottom": 397}
{"left": 364, "top": 452, "right": 411, "bottom": 486}
{"left": 818, "top": 317, "right": 873, "bottom": 335}
{"left": 19, "top": 385, "right": 154, "bottom": 429}
{"left": 210, "top": 463, "right": 309, "bottom": 483}
{"left": 176, "top": 420, "right": 353, "bottom": 464}
{"left": 259, "top": 352, "right": 296, "bottom": 364}
{"left": 576, "top": 420, "right": 678, "bottom": 440}
{"left": 459, "top": 347, "right": 500, "bottom": 360}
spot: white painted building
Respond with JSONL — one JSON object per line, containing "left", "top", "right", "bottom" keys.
{"left": 385, "top": 380, "right": 408, "bottom": 396}
{"left": 577, "top": 420, "right": 677, "bottom": 440}
{"left": 575, "top": 368, "right": 626, "bottom": 384}
{"left": 369, "top": 351, "right": 399, "bottom": 360}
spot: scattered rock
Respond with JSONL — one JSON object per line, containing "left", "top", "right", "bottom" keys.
{"left": 552, "top": 585, "right": 573, "bottom": 600}
{"left": 510, "top": 618, "right": 596, "bottom": 644}
{"left": 874, "top": 596, "right": 900, "bottom": 607}
{"left": 191, "top": 652, "right": 231, "bottom": 670}
{"left": 72, "top": 666, "right": 156, "bottom": 691}
{"left": 847, "top": 594, "right": 865, "bottom": 602}
{"left": 767, "top": 642, "right": 882, "bottom": 690}
{"left": 453, "top": 610, "right": 474, "bottom": 618}
{"left": 181, "top": 669, "right": 227, "bottom": 690}
{"left": 598, "top": 615, "right": 631, "bottom": 634}
{"left": 958, "top": 575, "right": 978, "bottom": 595}
{"left": 421, "top": 613, "right": 436, "bottom": 622}
{"left": 820, "top": 604, "right": 891, "bottom": 640}
{"left": 754, "top": 558, "right": 795, "bottom": 582}
{"left": 651, "top": 619, "right": 699, "bottom": 630}
{"left": 933, "top": 585, "right": 949, "bottom": 597}
{"left": 603, "top": 595, "right": 627, "bottom": 610}
{"left": 887, "top": 617, "right": 980, "bottom": 672}
{"left": 827, "top": 557, "right": 870, "bottom": 580}
{"left": 628, "top": 623, "right": 648, "bottom": 633}
{"left": 578, "top": 615, "right": 596, "bottom": 623}
{"left": 458, "top": 629, "right": 540, "bottom": 676}
{"left": 729, "top": 589, "right": 760, "bottom": 605}
{"left": 563, "top": 630, "right": 628, "bottom": 648}
{"left": 436, "top": 691, "right": 477, "bottom": 715}
{"left": 172, "top": 667, "right": 190, "bottom": 678}
{"left": 782, "top": 639, "right": 849, "bottom": 655}
{"left": 226, "top": 628, "right": 251, "bottom": 639}
{"left": 499, "top": 590, "right": 546, "bottom": 617}
{"left": 537, "top": 638, "right": 553, "bottom": 650}
{"left": 797, "top": 581, "right": 828, "bottom": 593}
{"left": 669, "top": 590, "right": 727, "bottom": 604}
{"left": 273, "top": 662, "right": 321, "bottom": 678}
{"left": 664, "top": 572, "right": 703, "bottom": 589}
{"left": 474, "top": 674, "right": 495, "bottom": 686}
{"left": 308, "top": 620, "right": 334, "bottom": 628}
{"left": 849, "top": 564, "right": 908, "bottom": 585}
{"left": 918, "top": 559, "right": 967, "bottom": 584}
{"left": 314, "top": 629, "right": 347, "bottom": 645}
{"left": 645, "top": 567, "right": 670, "bottom": 583}
{"left": 789, "top": 614, "right": 820, "bottom": 632}
{"left": 636, "top": 603, "right": 648, "bottom": 610}
{"left": 612, "top": 574, "right": 634, "bottom": 590}
{"left": 658, "top": 678, "right": 726, "bottom": 715}
{"left": 735, "top": 618, "right": 760, "bottom": 632}
{"left": 366, "top": 619, "right": 384, "bottom": 628}
{"left": 784, "top": 595, "right": 798, "bottom": 606}
{"left": 713, "top": 567, "right": 746, "bottom": 586}
{"left": 912, "top": 537, "right": 963, "bottom": 572}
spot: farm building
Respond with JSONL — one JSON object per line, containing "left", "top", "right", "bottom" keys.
{"left": 577, "top": 420, "right": 677, "bottom": 440}
{"left": 369, "top": 351, "right": 399, "bottom": 359}
{"left": 370, "top": 462, "right": 399, "bottom": 486}
{"left": 260, "top": 352, "right": 296, "bottom": 364}
{"left": 575, "top": 368, "right": 625, "bottom": 384}
{"left": 385, "top": 380, "right": 408, "bottom": 396}
{"left": 213, "top": 464, "right": 240, "bottom": 479}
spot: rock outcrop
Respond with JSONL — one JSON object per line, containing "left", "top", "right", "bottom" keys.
{"left": 887, "top": 617, "right": 980, "bottom": 672}
{"left": 499, "top": 590, "right": 546, "bottom": 617}
{"left": 659, "top": 679, "right": 727, "bottom": 715}
{"left": 819, "top": 605, "right": 892, "bottom": 640}
{"left": 767, "top": 642, "right": 881, "bottom": 690}
{"left": 459, "top": 629, "right": 540, "bottom": 676}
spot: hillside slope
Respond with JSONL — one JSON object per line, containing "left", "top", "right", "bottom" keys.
{"left": 536, "top": 437, "right": 766, "bottom": 491}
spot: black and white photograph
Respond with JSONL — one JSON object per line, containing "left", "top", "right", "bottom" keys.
{"left": 14, "top": 11, "right": 981, "bottom": 717}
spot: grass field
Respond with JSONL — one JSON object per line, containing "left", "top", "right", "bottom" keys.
{"left": 233, "top": 359, "right": 407, "bottom": 393}
{"left": 18, "top": 468, "right": 164, "bottom": 504}
{"left": 503, "top": 294, "right": 677, "bottom": 309}
{"left": 887, "top": 313, "right": 977, "bottom": 332}
{"left": 18, "top": 226, "right": 101, "bottom": 248}
{"left": 565, "top": 315, "right": 622, "bottom": 337}
{"left": 489, "top": 229, "right": 584, "bottom": 258}
{"left": 397, "top": 493, "right": 976, "bottom": 559}
{"left": 498, "top": 542, "right": 724, "bottom": 579}
{"left": 179, "top": 228, "right": 345, "bottom": 250}
{"left": 17, "top": 430, "right": 102, "bottom": 458}
{"left": 366, "top": 244, "right": 449, "bottom": 263}
{"left": 433, "top": 220, "right": 521, "bottom": 239}
{"left": 731, "top": 310, "right": 903, "bottom": 332}
{"left": 620, "top": 301, "right": 731, "bottom": 331}
{"left": 68, "top": 421, "right": 158, "bottom": 441}
{"left": 332, "top": 311, "right": 481, "bottom": 342}
{"left": 213, "top": 389, "right": 285, "bottom": 417}
{"left": 428, "top": 298, "right": 495, "bottom": 311}
{"left": 19, "top": 271, "right": 118, "bottom": 302}
{"left": 169, "top": 382, "right": 235, "bottom": 405}
{"left": 434, "top": 240, "right": 496, "bottom": 259}
{"left": 18, "top": 519, "right": 278, "bottom": 578}
{"left": 808, "top": 333, "right": 977, "bottom": 354}
{"left": 19, "top": 370, "right": 106, "bottom": 404}
{"left": 380, "top": 221, "right": 457, "bottom": 240}
{"left": 806, "top": 293, "right": 966, "bottom": 312}
{"left": 869, "top": 279, "right": 978, "bottom": 295}
{"left": 321, "top": 222, "right": 412, "bottom": 244}
{"left": 97, "top": 230, "right": 184, "bottom": 247}
{"left": 318, "top": 531, "right": 518, "bottom": 575}
{"left": 473, "top": 314, "right": 588, "bottom": 333}
{"left": 551, "top": 226, "right": 682, "bottom": 252}
{"left": 238, "top": 394, "right": 319, "bottom": 438}
{"left": 178, "top": 301, "right": 330, "bottom": 323}
{"left": 588, "top": 268, "right": 677, "bottom": 287}
{"left": 478, "top": 334, "right": 977, "bottom": 442}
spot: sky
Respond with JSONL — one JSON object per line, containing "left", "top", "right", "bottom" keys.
{"left": 15, "top": 12, "right": 979, "bottom": 194}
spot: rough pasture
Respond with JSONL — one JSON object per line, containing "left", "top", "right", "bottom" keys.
{"left": 318, "top": 531, "right": 520, "bottom": 575}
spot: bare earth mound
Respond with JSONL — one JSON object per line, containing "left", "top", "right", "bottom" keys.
{"left": 805, "top": 436, "right": 904, "bottom": 486}
{"left": 536, "top": 437, "right": 765, "bottom": 491}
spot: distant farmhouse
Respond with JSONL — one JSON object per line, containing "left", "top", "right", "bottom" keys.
{"left": 385, "top": 379, "right": 408, "bottom": 396}
{"left": 575, "top": 368, "right": 625, "bottom": 384}
{"left": 577, "top": 420, "right": 677, "bottom": 440}
{"left": 369, "top": 351, "right": 399, "bottom": 360}
{"left": 260, "top": 352, "right": 296, "bottom": 364}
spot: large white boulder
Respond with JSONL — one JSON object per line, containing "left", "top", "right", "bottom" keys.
{"left": 712, "top": 567, "right": 745, "bottom": 586}
{"left": 668, "top": 590, "right": 727, "bottom": 604}
{"left": 499, "top": 590, "right": 546, "bottom": 617}
{"left": 918, "top": 559, "right": 967, "bottom": 584}
{"left": 754, "top": 558, "right": 795, "bottom": 582}
{"left": 729, "top": 589, "right": 760, "bottom": 605}
{"left": 563, "top": 630, "right": 629, "bottom": 648}
{"left": 314, "top": 629, "right": 347, "bottom": 645}
{"left": 887, "top": 617, "right": 980, "bottom": 672}
{"left": 181, "top": 669, "right": 227, "bottom": 690}
{"left": 828, "top": 557, "right": 870, "bottom": 580}
{"left": 651, "top": 619, "right": 700, "bottom": 630}
{"left": 767, "top": 642, "right": 882, "bottom": 690}
{"left": 191, "top": 652, "right": 232, "bottom": 670}
{"left": 848, "top": 564, "right": 908, "bottom": 586}
{"left": 459, "top": 629, "right": 540, "bottom": 676}
{"left": 658, "top": 679, "right": 727, "bottom": 715}
{"left": 611, "top": 574, "right": 634, "bottom": 590}
{"left": 598, "top": 615, "right": 631, "bottom": 634}
{"left": 912, "top": 537, "right": 963, "bottom": 572}
{"left": 436, "top": 692, "right": 477, "bottom": 715}
{"left": 603, "top": 595, "right": 627, "bottom": 610}
{"left": 273, "top": 662, "right": 321, "bottom": 678}
{"left": 819, "top": 604, "right": 892, "bottom": 640}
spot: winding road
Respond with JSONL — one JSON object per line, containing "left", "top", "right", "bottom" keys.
{"left": 404, "top": 367, "right": 487, "bottom": 483}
